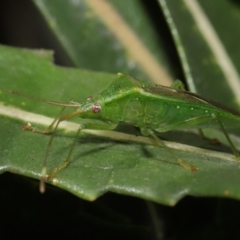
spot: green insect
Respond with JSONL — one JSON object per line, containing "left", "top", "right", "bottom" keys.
{"left": 1, "top": 73, "right": 240, "bottom": 192}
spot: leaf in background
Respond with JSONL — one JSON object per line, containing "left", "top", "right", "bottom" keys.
{"left": 32, "top": 0, "right": 177, "bottom": 85}
{"left": 158, "top": 0, "right": 240, "bottom": 107}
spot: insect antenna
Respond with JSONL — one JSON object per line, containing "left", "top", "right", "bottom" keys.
{"left": 0, "top": 88, "right": 79, "bottom": 108}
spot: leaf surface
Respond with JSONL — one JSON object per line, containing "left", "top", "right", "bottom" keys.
{"left": 1, "top": 45, "right": 240, "bottom": 205}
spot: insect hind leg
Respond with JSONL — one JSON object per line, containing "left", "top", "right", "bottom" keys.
{"left": 212, "top": 113, "right": 240, "bottom": 160}
{"left": 141, "top": 128, "right": 198, "bottom": 171}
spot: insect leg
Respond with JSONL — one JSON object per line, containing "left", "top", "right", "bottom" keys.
{"left": 212, "top": 114, "right": 240, "bottom": 160}
{"left": 23, "top": 107, "right": 68, "bottom": 134}
{"left": 41, "top": 120, "right": 118, "bottom": 192}
{"left": 198, "top": 129, "right": 220, "bottom": 144}
{"left": 45, "top": 126, "right": 82, "bottom": 181}
{"left": 39, "top": 109, "right": 69, "bottom": 193}
{"left": 158, "top": 114, "right": 240, "bottom": 161}
{"left": 39, "top": 109, "right": 83, "bottom": 193}
{"left": 141, "top": 128, "right": 197, "bottom": 171}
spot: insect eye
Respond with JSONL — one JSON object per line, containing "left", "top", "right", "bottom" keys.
{"left": 92, "top": 103, "right": 101, "bottom": 113}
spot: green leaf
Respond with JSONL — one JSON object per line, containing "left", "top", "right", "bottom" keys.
{"left": 1, "top": 44, "right": 240, "bottom": 206}
{"left": 32, "top": 0, "right": 176, "bottom": 85}
{"left": 158, "top": 0, "right": 240, "bottom": 108}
